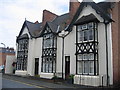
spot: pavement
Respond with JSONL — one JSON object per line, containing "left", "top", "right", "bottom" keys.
{"left": 2, "top": 74, "right": 120, "bottom": 89}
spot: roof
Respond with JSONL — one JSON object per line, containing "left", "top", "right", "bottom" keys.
{"left": 97, "top": 2, "right": 112, "bottom": 14}
{"left": 74, "top": 14, "right": 99, "bottom": 25}
{"left": 18, "top": 20, "right": 42, "bottom": 38}
{"left": 49, "top": 13, "right": 69, "bottom": 33}
{"left": 67, "top": 0, "right": 113, "bottom": 31}
{"left": 41, "top": 13, "right": 69, "bottom": 36}
{"left": 17, "top": 34, "right": 29, "bottom": 42}
{"left": 25, "top": 20, "right": 42, "bottom": 37}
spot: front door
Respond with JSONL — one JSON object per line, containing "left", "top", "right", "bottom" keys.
{"left": 35, "top": 58, "right": 39, "bottom": 75}
{"left": 65, "top": 56, "right": 70, "bottom": 79}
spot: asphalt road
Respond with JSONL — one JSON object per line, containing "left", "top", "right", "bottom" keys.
{"left": 2, "top": 74, "right": 76, "bottom": 89}
{"left": 2, "top": 78, "right": 43, "bottom": 88}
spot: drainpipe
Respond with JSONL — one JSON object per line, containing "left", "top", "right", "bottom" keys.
{"left": 62, "top": 37, "right": 64, "bottom": 79}
{"left": 104, "top": 21, "right": 109, "bottom": 86}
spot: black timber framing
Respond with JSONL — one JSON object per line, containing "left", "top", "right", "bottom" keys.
{"left": 16, "top": 38, "right": 29, "bottom": 71}
{"left": 41, "top": 25, "right": 57, "bottom": 73}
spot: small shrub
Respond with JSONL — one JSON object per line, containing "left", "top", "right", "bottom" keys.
{"left": 68, "top": 75, "right": 74, "bottom": 79}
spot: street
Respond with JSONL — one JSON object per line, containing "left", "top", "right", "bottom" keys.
{"left": 1, "top": 74, "right": 118, "bottom": 90}
{"left": 2, "top": 74, "right": 76, "bottom": 89}
{"left": 2, "top": 78, "right": 43, "bottom": 88}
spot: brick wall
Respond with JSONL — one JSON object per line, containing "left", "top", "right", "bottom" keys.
{"left": 111, "top": 2, "right": 120, "bottom": 85}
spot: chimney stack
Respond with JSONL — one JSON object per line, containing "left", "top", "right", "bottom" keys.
{"left": 34, "top": 21, "right": 39, "bottom": 24}
{"left": 42, "top": 10, "right": 58, "bottom": 25}
{"left": 69, "top": 0, "right": 80, "bottom": 20}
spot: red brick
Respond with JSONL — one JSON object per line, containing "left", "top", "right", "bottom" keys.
{"left": 42, "top": 10, "right": 58, "bottom": 25}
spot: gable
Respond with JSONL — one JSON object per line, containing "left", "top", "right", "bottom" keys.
{"left": 20, "top": 26, "right": 30, "bottom": 38}
{"left": 76, "top": 5, "right": 104, "bottom": 23}
{"left": 41, "top": 23, "right": 53, "bottom": 36}
{"left": 18, "top": 21, "right": 30, "bottom": 39}
{"left": 67, "top": 1, "right": 113, "bottom": 31}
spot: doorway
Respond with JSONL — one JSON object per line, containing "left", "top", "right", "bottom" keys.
{"left": 35, "top": 58, "right": 39, "bottom": 75}
{"left": 65, "top": 56, "right": 70, "bottom": 79}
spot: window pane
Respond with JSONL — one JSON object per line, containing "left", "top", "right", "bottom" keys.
{"left": 78, "top": 54, "right": 83, "bottom": 60}
{"left": 78, "top": 26, "right": 82, "bottom": 31}
{"left": 49, "top": 59, "right": 52, "bottom": 73}
{"left": 88, "top": 22, "right": 94, "bottom": 29}
{"left": 84, "top": 61, "right": 89, "bottom": 74}
{"left": 46, "top": 59, "right": 49, "bottom": 73}
{"left": 84, "top": 31, "right": 88, "bottom": 41}
{"left": 44, "top": 34, "right": 53, "bottom": 48}
{"left": 89, "top": 29, "right": 93, "bottom": 40}
{"left": 53, "top": 60, "right": 55, "bottom": 73}
{"left": 96, "top": 61, "right": 98, "bottom": 74}
{"left": 89, "top": 54, "right": 94, "bottom": 60}
{"left": 82, "top": 24, "right": 87, "bottom": 30}
{"left": 78, "top": 31, "right": 83, "bottom": 42}
{"left": 77, "top": 61, "right": 82, "bottom": 74}
{"left": 89, "top": 61, "right": 94, "bottom": 74}
{"left": 83, "top": 54, "right": 88, "bottom": 60}
{"left": 95, "top": 30, "right": 97, "bottom": 41}
{"left": 43, "top": 60, "right": 45, "bottom": 72}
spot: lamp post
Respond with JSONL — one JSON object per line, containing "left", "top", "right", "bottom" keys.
{"left": 1, "top": 43, "right": 6, "bottom": 48}
{"left": 59, "top": 30, "right": 69, "bottom": 79}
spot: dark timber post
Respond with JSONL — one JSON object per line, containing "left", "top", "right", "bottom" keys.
{"left": 105, "top": 21, "right": 109, "bottom": 86}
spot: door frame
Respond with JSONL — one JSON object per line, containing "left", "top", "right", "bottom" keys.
{"left": 65, "top": 56, "right": 70, "bottom": 79}
{"left": 34, "top": 58, "right": 39, "bottom": 75}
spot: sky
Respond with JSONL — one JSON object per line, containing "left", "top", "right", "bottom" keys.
{"left": 0, "top": 0, "right": 104, "bottom": 49}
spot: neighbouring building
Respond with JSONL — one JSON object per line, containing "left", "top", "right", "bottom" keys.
{"left": 0, "top": 47, "right": 15, "bottom": 66}
{"left": 5, "top": 55, "right": 16, "bottom": 74}
{"left": 15, "top": 0, "right": 120, "bottom": 86}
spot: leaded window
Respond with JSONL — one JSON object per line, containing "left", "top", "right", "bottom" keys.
{"left": 76, "top": 22, "right": 98, "bottom": 75}
{"left": 16, "top": 38, "right": 29, "bottom": 71}
{"left": 78, "top": 22, "right": 97, "bottom": 42}
{"left": 43, "top": 34, "right": 53, "bottom": 49}
{"left": 41, "top": 26, "right": 56, "bottom": 73}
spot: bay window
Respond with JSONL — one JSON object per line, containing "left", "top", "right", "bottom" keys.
{"left": 76, "top": 22, "right": 98, "bottom": 75}
{"left": 41, "top": 26, "right": 56, "bottom": 73}
{"left": 17, "top": 38, "right": 29, "bottom": 71}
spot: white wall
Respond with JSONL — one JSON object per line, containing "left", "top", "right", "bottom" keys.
{"left": 27, "top": 37, "right": 43, "bottom": 76}
{"left": 56, "top": 37, "right": 62, "bottom": 77}
{"left": 34, "top": 37, "right": 43, "bottom": 75}
{"left": 5, "top": 55, "right": 15, "bottom": 74}
{"left": 27, "top": 38, "right": 35, "bottom": 76}
{"left": 64, "top": 26, "right": 76, "bottom": 75}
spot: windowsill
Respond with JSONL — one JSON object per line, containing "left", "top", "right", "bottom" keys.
{"left": 78, "top": 40, "right": 97, "bottom": 43}
{"left": 76, "top": 74, "right": 98, "bottom": 76}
